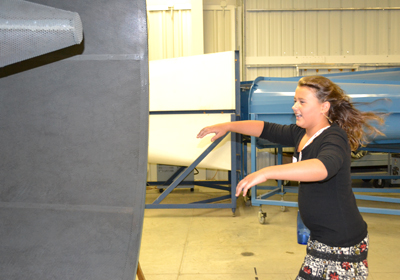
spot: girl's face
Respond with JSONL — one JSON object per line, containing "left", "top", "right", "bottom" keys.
{"left": 292, "top": 86, "right": 327, "bottom": 131}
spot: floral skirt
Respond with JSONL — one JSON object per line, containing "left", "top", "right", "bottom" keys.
{"left": 295, "top": 234, "right": 369, "bottom": 280}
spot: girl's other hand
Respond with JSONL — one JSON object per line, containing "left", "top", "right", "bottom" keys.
{"left": 197, "top": 123, "right": 229, "bottom": 142}
{"left": 235, "top": 170, "right": 268, "bottom": 197}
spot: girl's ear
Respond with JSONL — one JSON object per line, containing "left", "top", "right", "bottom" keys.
{"left": 321, "top": 101, "right": 330, "bottom": 114}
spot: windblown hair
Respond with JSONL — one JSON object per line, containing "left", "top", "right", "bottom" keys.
{"left": 298, "top": 75, "right": 385, "bottom": 151}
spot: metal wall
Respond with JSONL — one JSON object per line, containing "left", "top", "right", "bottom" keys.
{"left": 147, "top": 1, "right": 400, "bottom": 81}
{"left": 147, "top": 6, "right": 193, "bottom": 60}
{"left": 147, "top": 1, "right": 238, "bottom": 60}
{"left": 204, "top": 4, "right": 237, "bottom": 54}
{"left": 244, "top": 0, "right": 400, "bottom": 80}
{"left": 0, "top": 1, "right": 148, "bottom": 279}
{"left": 147, "top": 0, "right": 204, "bottom": 60}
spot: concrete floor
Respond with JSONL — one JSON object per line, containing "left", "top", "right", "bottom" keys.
{"left": 138, "top": 182, "right": 400, "bottom": 280}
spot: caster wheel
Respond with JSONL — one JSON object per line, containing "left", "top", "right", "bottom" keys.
{"left": 245, "top": 198, "right": 252, "bottom": 207}
{"left": 258, "top": 210, "right": 267, "bottom": 224}
{"left": 244, "top": 191, "right": 252, "bottom": 207}
{"left": 283, "top": 180, "right": 290, "bottom": 186}
{"left": 373, "top": 179, "right": 385, "bottom": 188}
{"left": 281, "top": 206, "right": 286, "bottom": 212}
{"left": 158, "top": 188, "right": 164, "bottom": 193}
{"left": 244, "top": 194, "right": 252, "bottom": 207}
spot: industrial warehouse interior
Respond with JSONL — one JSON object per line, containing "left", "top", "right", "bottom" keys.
{"left": 140, "top": 0, "right": 400, "bottom": 279}
{"left": 1, "top": 0, "right": 400, "bottom": 280}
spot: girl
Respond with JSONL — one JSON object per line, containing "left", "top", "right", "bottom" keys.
{"left": 197, "top": 75, "right": 385, "bottom": 280}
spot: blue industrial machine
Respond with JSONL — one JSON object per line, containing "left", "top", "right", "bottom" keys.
{"left": 241, "top": 68, "right": 400, "bottom": 222}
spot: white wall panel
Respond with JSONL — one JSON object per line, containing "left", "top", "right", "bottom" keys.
{"left": 147, "top": 0, "right": 204, "bottom": 60}
{"left": 329, "top": 10, "right": 341, "bottom": 56}
{"left": 148, "top": 1, "right": 240, "bottom": 60}
{"left": 281, "top": 10, "right": 294, "bottom": 57}
{"left": 317, "top": 11, "right": 330, "bottom": 56}
{"left": 354, "top": 10, "right": 366, "bottom": 55}
{"left": 293, "top": 8, "right": 305, "bottom": 56}
{"left": 203, "top": 5, "right": 236, "bottom": 54}
{"left": 378, "top": 10, "right": 389, "bottom": 55}
{"left": 390, "top": 10, "right": 400, "bottom": 55}
{"left": 147, "top": 9, "right": 193, "bottom": 60}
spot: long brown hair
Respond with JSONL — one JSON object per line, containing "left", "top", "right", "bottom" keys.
{"left": 298, "top": 75, "right": 385, "bottom": 151}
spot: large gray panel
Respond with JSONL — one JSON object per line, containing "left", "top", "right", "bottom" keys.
{"left": 0, "top": 207, "right": 136, "bottom": 279}
{"left": 0, "top": 0, "right": 149, "bottom": 279}
{"left": 0, "top": 60, "right": 143, "bottom": 206}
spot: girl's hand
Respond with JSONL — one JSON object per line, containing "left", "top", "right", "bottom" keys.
{"left": 236, "top": 169, "right": 268, "bottom": 197}
{"left": 197, "top": 123, "right": 229, "bottom": 142}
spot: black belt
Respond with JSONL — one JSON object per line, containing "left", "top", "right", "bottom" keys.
{"left": 307, "top": 248, "right": 368, "bottom": 262}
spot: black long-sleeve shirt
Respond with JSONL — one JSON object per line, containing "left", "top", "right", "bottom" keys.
{"left": 260, "top": 122, "right": 367, "bottom": 247}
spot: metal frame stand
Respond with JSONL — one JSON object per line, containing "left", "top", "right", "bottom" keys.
{"left": 145, "top": 132, "right": 239, "bottom": 214}
{"left": 246, "top": 132, "right": 400, "bottom": 222}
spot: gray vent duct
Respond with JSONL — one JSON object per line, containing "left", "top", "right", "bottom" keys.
{"left": 0, "top": 0, "right": 83, "bottom": 67}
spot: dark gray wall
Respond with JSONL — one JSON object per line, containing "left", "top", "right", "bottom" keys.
{"left": 0, "top": 1, "right": 149, "bottom": 279}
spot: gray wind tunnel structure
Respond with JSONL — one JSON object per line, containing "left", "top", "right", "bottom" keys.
{"left": 0, "top": 0, "right": 149, "bottom": 279}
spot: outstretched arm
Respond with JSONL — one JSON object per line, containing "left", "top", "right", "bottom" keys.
{"left": 236, "top": 159, "right": 328, "bottom": 197}
{"left": 197, "top": 120, "right": 264, "bottom": 142}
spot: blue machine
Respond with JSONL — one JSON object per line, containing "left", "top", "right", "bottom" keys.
{"left": 242, "top": 68, "right": 400, "bottom": 221}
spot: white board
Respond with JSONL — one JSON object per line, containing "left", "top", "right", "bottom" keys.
{"left": 148, "top": 51, "right": 236, "bottom": 170}
{"left": 149, "top": 51, "right": 236, "bottom": 111}
{"left": 148, "top": 113, "right": 232, "bottom": 170}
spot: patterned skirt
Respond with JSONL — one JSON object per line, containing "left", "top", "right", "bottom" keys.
{"left": 295, "top": 234, "right": 369, "bottom": 280}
